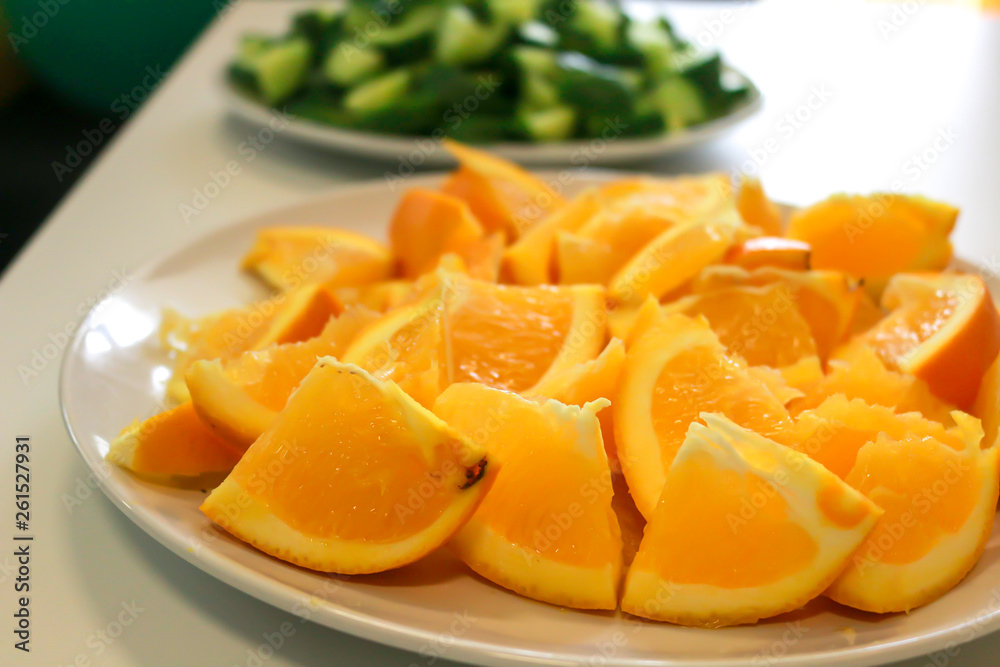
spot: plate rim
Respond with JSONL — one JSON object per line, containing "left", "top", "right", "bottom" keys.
{"left": 58, "top": 173, "right": 1000, "bottom": 667}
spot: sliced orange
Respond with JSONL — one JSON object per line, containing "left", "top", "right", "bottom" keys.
{"left": 161, "top": 283, "right": 341, "bottom": 403}
{"left": 327, "top": 279, "right": 413, "bottom": 312}
{"left": 556, "top": 176, "right": 732, "bottom": 286}
{"left": 442, "top": 140, "right": 564, "bottom": 239}
{"left": 108, "top": 402, "right": 242, "bottom": 479}
{"left": 608, "top": 212, "right": 741, "bottom": 306}
{"left": 694, "top": 266, "right": 859, "bottom": 360}
{"left": 502, "top": 189, "right": 601, "bottom": 285}
{"left": 441, "top": 269, "right": 607, "bottom": 393}
{"left": 791, "top": 394, "right": 966, "bottom": 479}
{"left": 857, "top": 272, "right": 1000, "bottom": 410}
{"left": 826, "top": 419, "right": 998, "bottom": 613}
{"left": 614, "top": 314, "right": 794, "bottom": 519}
{"left": 185, "top": 306, "right": 380, "bottom": 447}
{"left": 388, "top": 188, "right": 487, "bottom": 278}
{"left": 433, "top": 383, "right": 621, "bottom": 609}
{"left": 622, "top": 414, "right": 881, "bottom": 627}
{"left": 526, "top": 338, "right": 626, "bottom": 466}
{"left": 242, "top": 227, "right": 392, "bottom": 290}
{"left": 735, "top": 176, "right": 783, "bottom": 236}
{"left": 973, "top": 352, "right": 1000, "bottom": 449}
{"left": 665, "top": 283, "right": 818, "bottom": 368}
{"left": 747, "top": 365, "right": 806, "bottom": 406}
{"left": 342, "top": 288, "right": 449, "bottom": 408}
{"left": 202, "top": 359, "right": 496, "bottom": 574}
{"left": 726, "top": 237, "right": 811, "bottom": 272}
{"left": 786, "top": 194, "right": 956, "bottom": 290}
{"left": 791, "top": 344, "right": 955, "bottom": 424}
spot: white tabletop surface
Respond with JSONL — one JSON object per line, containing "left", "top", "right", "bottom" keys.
{"left": 3, "top": 0, "right": 1000, "bottom": 665}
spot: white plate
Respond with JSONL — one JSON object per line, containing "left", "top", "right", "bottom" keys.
{"left": 224, "top": 67, "right": 761, "bottom": 167}
{"left": 61, "top": 172, "right": 1000, "bottom": 667}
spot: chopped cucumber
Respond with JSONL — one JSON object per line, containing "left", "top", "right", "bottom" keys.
{"left": 323, "top": 42, "right": 385, "bottom": 86}
{"left": 370, "top": 4, "right": 442, "bottom": 51}
{"left": 343, "top": 69, "right": 412, "bottom": 114}
{"left": 518, "top": 105, "right": 577, "bottom": 142}
{"left": 555, "top": 52, "right": 640, "bottom": 116}
{"left": 521, "top": 71, "right": 560, "bottom": 109}
{"left": 651, "top": 76, "right": 707, "bottom": 132}
{"left": 511, "top": 46, "right": 559, "bottom": 78}
{"left": 490, "top": 0, "right": 546, "bottom": 24}
{"left": 562, "top": 0, "right": 622, "bottom": 56}
{"left": 235, "top": 34, "right": 274, "bottom": 65}
{"left": 252, "top": 38, "right": 312, "bottom": 104}
{"left": 626, "top": 19, "right": 675, "bottom": 75}
{"left": 435, "top": 5, "right": 510, "bottom": 66}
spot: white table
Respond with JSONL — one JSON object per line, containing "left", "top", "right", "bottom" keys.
{"left": 3, "top": 1, "right": 999, "bottom": 665}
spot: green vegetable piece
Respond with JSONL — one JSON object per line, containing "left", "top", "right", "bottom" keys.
{"left": 517, "top": 21, "right": 559, "bottom": 48}
{"left": 521, "top": 70, "right": 560, "bottom": 109}
{"left": 626, "top": 19, "right": 675, "bottom": 75}
{"left": 323, "top": 42, "right": 386, "bottom": 86}
{"left": 435, "top": 5, "right": 511, "bottom": 66}
{"left": 490, "top": 0, "right": 546, "bottom": 24}
{"left": 511, "top": 45, "right": 559, "bottom": 77}
{"left": 651, "top": 76, "right": 707, "bottom": 132}
{"left": 554, "top": 52, "right": 639, "bottom": 117}
{"left": 343, "top": 68, "right": 412, "bottom": 114}
{"left": 518, "top": 105, "right": 577, "bottom": 142}
{"left": 253, "top": 38, "right": 312, "bottom": 105}
{"left": 562, "top": 0, "right": 622, "bottom": 57}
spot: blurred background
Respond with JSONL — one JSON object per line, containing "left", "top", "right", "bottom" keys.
{"left": 0, "top": 0, "right": 996, "bottom": 275}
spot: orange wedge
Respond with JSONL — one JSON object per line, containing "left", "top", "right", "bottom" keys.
{"left": 826, "top": 419, "right": 998, "bottom": 613}
{"left": 786, "top": 194, "right": 956, "bottom": 290}
{"left": 440, "top": 269, "right": 607, "bottom": 393}
{"left": 433, "top": 383, "right": 621, "bottom": 609}
{"left": 556, "top": 175, "right": 732, "bottom": 286}
{"left": 727, "top": 237, "right": 811, "bottom": 272}
{"left": 791, "top": 345, "right": 955, "bottom": 424}
{"left": 527, "top": 338, "right": 626, "bottom": 465}
{"left": 622, "top": 414, "right": 881, "bottom": 627}
{"left": 108, "top": 402, "right": 242, "bottom": 479}
{"left": 327, "top": 279, "right": 413, "bottom": 312}
{"left": 185, "top": 306, "right": 380, "bottom": 447}
{"left": 389, "top": 189, "right": 486, "bottom": 278}
{"left": 973, "top": 353, "right": 1000, "bottom": 449}
{"left": 665, "top": 283, "right": 818, "bottom": 368}
{"left": 735, "top": 176, "right": 783, "bottom": 236}
{"left": 791, "top": 394, "right": 966, "bottom": 479}
{"left": 161, "top": 283, "right": 341, "bottom": 403}
{"left": 342, "top": 288, "right": 449, "bottom": 408}
{"left": 694, "top": 266, "right": 859, "bottom": 360}
{"left": 857, "top": 272, "right": 1000, "bottom": 410}
{"left": 442, "top": 140, "right": 564, "bottom": 239}
{"left": 202, "top": 359, "right": 496, "bottom": 574}
{"left": 615, "top": 314, "right": 794, "bottom": 519}
{"left": 608, "top": 212, "right": 741, "bottom": 306}
{"left": 502, "top": 189, "right": 601, "bottom": 285}
{"left": 241, "top": 227, "right": 392, "bottom": 290}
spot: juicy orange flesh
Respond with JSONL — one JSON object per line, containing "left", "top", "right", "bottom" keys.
{"left": 649, "top": 347, "right": 793, "bottom": 470}
{"left": 130, "top": 403, "right": 241, "bottom": 474}
{"left": 791, "top": 347, "right": 955, "bottom": 423}
{"left": 361, "top": 305, "right": 446, "bottom": 406}
{"left": 817, "top": 483, "right": 872, "bottom": 529}
{"left": 474, "top": 443, "right": 618, "bottom": 568}
{"left": 793, "top": 400, "right": 963, "bottom": 480}
{"left": 230, "top": 341, "right": 331, "bottom": 411}
{"left": 865, "top": 291, "right": 956, "bottom": 365}
{"left": 637, "top": 449, "right": 818, "bottom": 587}
{"left": 846, "top": 435, "right": 981, "bottom": 564}
{"left": 680, "top": 286, "right": 818, "bottom": 368}
{"left": 231, "top": 366, "right": 472, "bottom": 541}
{"left": 790, "top": 200, "right": 925, "bottom": 277}
{"left": 250, "top": 231, "right": 387, "bottom": 286}
{"left": 450, "top": 286, "right": 574, "bottom": 391}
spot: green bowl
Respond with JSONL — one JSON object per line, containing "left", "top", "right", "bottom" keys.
{"left": 4, "top": 0, "right": 217, "bottom": 113}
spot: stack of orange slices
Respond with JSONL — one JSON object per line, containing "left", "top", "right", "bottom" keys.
{"left": 109, "top": 141, "right": 1000, "bottom": 626}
